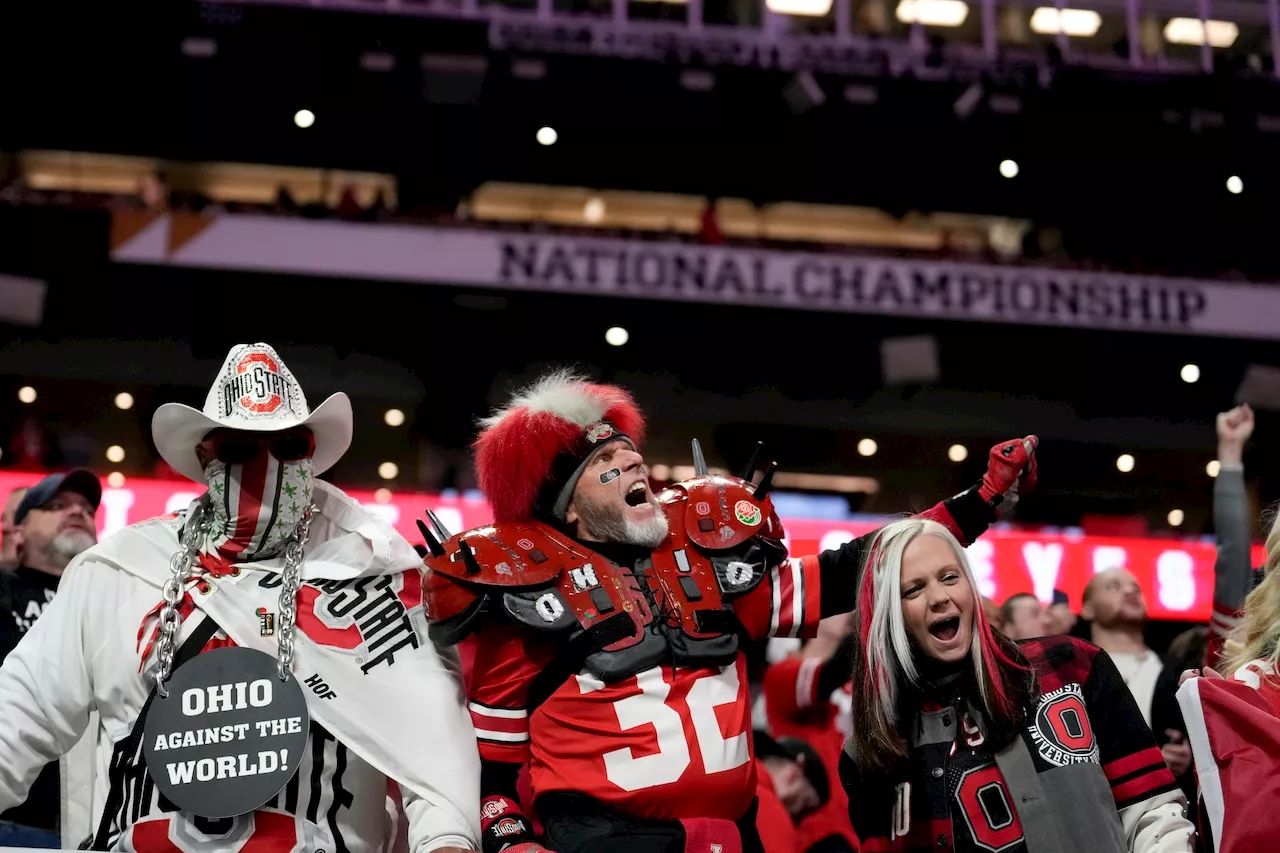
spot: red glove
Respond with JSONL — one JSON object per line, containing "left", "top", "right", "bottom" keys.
{"left": 978, "top": 435, "right": 1038, "bottom": 516}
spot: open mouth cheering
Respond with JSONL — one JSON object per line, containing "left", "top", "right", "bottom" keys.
{"left": 929, "top": 615, "right": 961, "bottom": 642}
{"left": 624, "top": 481, "right": 648, "bottom": 507}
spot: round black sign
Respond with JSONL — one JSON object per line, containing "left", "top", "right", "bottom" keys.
{"left": 142, "top": 646, "right": 310, "bottom": 819}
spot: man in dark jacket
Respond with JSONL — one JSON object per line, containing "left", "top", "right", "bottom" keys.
{"left": 0, "top": 470, "right": 100, "bottom": 848}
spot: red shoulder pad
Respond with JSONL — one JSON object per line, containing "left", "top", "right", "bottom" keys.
{"left": 661, "top": 475, "right": 783, "bottom": 550}
{"left": 423, "top": 567, "right": 478, "bottom": 624}
{"left": 423, "top": 520, "right": 572, "bottom": 588}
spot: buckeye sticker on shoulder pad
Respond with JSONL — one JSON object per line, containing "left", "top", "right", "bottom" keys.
{"left": 143, "top": 646, "right": 310, "bottom": 819}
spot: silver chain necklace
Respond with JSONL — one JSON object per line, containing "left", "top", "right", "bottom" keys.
{"left": 152, "top": 497, "right": 317, "bottom": 697}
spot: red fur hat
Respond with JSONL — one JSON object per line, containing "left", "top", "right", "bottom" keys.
{"left": 474, "top": 370, "right": 647, "bottom": 523}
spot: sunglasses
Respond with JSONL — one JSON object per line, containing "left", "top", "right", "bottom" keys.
{"left": 200, "top": 428, "right": 316, "bottom": 465}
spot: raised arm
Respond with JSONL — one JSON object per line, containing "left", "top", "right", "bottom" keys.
{"left": 817, "top": 436, "right": 1039, "bottom": 618}
{"left": 1206, "top": 405, "right": 1257, "bottom": 671}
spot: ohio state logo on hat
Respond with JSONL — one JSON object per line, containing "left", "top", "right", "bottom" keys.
{"left": 151, "top": 342, "right": 353, "bottom": 484}
{"left": 221, "top": 349, "right": 298, "bottom": 418}
{"left": 585, "top": 422, "right": 615, "bottom": 444}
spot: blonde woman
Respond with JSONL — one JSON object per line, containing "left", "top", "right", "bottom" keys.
{"left": 839, "top": 517, "right": 1194, "bottom": 853}
{"left": 1218, "top": 516, "right": 1280, "bottom": 700}
{"left": 1176, "top": 515, "right": 1280, "bottom": 853}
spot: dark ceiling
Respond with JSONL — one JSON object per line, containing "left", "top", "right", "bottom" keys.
{"left": 3, "top": 2, "right": 1280, "bottom": 532}
{"left": 6, "top": 1, "right": 1280, "bottom": 278}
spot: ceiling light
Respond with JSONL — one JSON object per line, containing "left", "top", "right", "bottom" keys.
{"left": 180, "top": 37, "right": 218, "bottom": 58}
{"left": 1227, "top": 175, "right": 1243, "bottom": 194}
{"left": 1167, "top": 508, "right": 1185, "bottom": 527}
{"left": 1206, "top": 460, "right": 1220, "bottom": 478}
{"left": 374, "top": 487, "right": 393, "bottom": 503}
{"left": 605, "top": 326, "right": 629, "bottom": 346}
{"left": 1029, "top": 7, "right": 1102, "bottom": 36}
{"left": 384, "top": 408, "right": 406, "bottom": 427}
{"left": 948, "top": 444, "right": 968, "bottom": 462}
{"left": 378, "top": 461, "right": 399, "bottom": 480}
{"left": 293, "top": 109, "right": 316, "bottom": 129}
{"left": 106, "top": 445, "right": 126, "bottom": 463}
{"left": 536, "top": 126, "right": 558, "bottom": 146}
{"left": 17, "top": 386, "right": 35, "bottom": 404}
{"left": 896, "top": 0, "right": 969, "bottom": 26}
{"left": 999, "top": 159, "right": 1019, "bottom": 179}
{"left": 1180, "top": 364, "right": 1200, "bottom": 383}
{"left": 1164, "top": 17, "right": 1239, "bottom": 48}
{"left": 115, "top": 392, "right": 135, "bottom": 410}
{"left": 107, "top": 472, "right": 126, "bottom": 488}
{"left": 767, "top": 0, "right": 834, "bottom": 15}
{"left": 1116, "top": 453, "right": 1134, "bottom": 473}
{"left": 857, "top": 438, "right": 878, "bottom": 457}
{"left": 583, "top": 196, "right": 606, "bottom": 224}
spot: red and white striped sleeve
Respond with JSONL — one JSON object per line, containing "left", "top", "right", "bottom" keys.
{"left": 1206, "top": 603, "right": 1244, "bottom": 671}
{"left": 735, "top": 555, "right": 823, "bottom": 642}
{"left": 468, "top": 701, "right": 529, "bottom": 752}
{"left": 761, "top": 655, "right": 825, "bottom": 728}
{"left": 467, "top": 624, "right": 550, "bottom": 763}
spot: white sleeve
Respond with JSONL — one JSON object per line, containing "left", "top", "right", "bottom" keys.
{"left": 401, "top": 642, "right": 481, "bottom": 853}
{"left": 402, "top": 782, "right": 479, "bottom": 853}
{"left": 0, "top": 555, "right": 100, "bottom": 811}
{"left": 60, "top": 710, "right": 100, "bottom": 848}
{"left": 1126, "top": 790, "right": 1196, "bottom": 853}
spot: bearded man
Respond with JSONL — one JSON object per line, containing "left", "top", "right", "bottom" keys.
{"left": 0, "top": 470, "right": 100, "bottom": 847}
{"left": 422, "top": 371, "right": 1038, "bottom": 853}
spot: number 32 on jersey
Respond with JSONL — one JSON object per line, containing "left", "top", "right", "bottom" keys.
{"left": 575, "top": 664, "right": 751, "bottom": 792}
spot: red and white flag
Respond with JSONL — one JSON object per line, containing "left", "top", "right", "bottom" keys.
{"left": 1176, "top": 668, "right": 1280, "bottom": 853}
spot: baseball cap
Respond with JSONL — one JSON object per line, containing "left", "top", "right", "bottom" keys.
{"left": 753, "top": 730, "right": 830, "bottom": 808}
{"left": 15, "top": 470, "right": 103, "bottom": 526}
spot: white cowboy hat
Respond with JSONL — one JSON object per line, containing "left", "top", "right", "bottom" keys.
{"left": 152, "top": 342, "right": 353, "bottom": 483}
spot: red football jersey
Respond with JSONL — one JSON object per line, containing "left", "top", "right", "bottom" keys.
{"left": 469, "top": 555, "right": 822, "bottom": 821}
{"left": 763, "top": 656, "right": 860, "bottom": 852}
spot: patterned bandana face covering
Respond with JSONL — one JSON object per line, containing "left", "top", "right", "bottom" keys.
{"left": 203, "top": 453, "right": 314, "bottom": 563}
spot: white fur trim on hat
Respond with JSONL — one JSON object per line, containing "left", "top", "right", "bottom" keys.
{"left": 478, "top": 369, "right": 610, "bottom": 430}
{"left": 151, "top": 343, "right": 353, "bottom": 483}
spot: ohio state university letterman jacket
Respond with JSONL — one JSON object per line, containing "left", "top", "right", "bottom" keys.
{"left": 839, "top": 636, "right": 1194, "bottom": 853}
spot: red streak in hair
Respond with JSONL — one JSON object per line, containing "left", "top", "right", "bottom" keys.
{"left": 973, "top": 595, "right": 1026, "bottom": 715}
{"left": 857, "top": 544, "right": 885, "bottom": 696}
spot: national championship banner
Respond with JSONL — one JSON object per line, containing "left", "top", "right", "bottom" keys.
{"left": 110, "top": 212, "right": 1280, "bottom": 340}
{"left": 4, "top": 471, "right": 1258, "bottom": 621}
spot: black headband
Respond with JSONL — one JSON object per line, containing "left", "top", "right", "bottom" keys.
{"left": 533, "top": 421, "right": 634, "bottom": 522}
